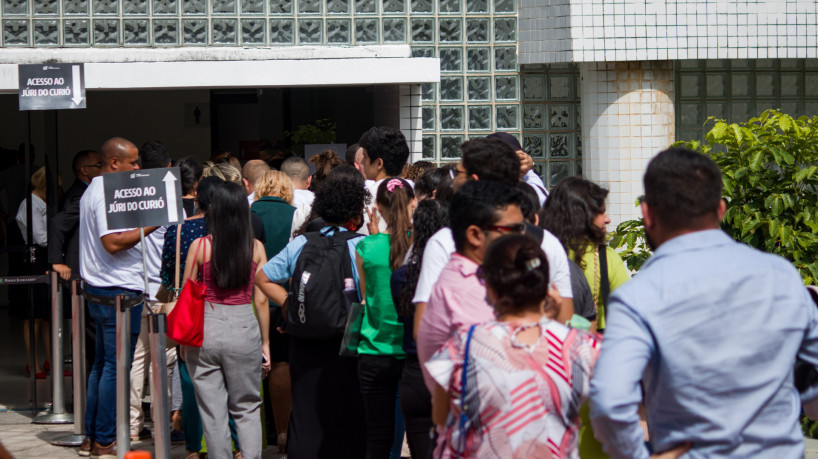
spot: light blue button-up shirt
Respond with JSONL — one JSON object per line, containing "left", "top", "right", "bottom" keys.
{"left": 590, "top": 229, "right": 818, "bottom": 458}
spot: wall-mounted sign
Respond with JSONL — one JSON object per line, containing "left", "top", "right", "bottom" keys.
{"left": 18, "top": 63, "right": 86, "bottom": 111}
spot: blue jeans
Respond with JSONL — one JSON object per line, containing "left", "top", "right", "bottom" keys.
{"left": 84, "top": 285, "right": 143, "bottom": 445}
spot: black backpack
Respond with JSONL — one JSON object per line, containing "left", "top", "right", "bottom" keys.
{"left": 287, "top": 228, "right": 362, "bottom": 339}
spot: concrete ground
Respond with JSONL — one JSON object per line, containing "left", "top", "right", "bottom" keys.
{"left": 0, "top": 411, "right": 286, "bottom": 458}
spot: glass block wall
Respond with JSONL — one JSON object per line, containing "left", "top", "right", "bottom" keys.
{"left": 676, "top": 59, "right": 818, "bottom": 142}
{"left": 0, "top": 0, "right": 583, "bottom": 186}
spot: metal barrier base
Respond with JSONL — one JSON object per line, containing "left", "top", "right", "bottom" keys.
{"left": 32, "top": 412, "right": 74, "bottom": 424}
{"left": 50, "top": 433, "right": 86, "bottom": 447}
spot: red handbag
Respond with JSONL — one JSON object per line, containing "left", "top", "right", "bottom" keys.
{"left": 167, "top": 237, "right": 208, "bottom": 347}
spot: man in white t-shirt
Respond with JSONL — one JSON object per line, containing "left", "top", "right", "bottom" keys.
{"left": 79, "top": 137, "right": 159, "bottom": 457}
{"left": 358, "top": 127, "right": 410, "bottom": 234}
{"left": 413, "top": 137, "right": 574, "bottom": 339}
{"left": 242, "top": 159, "right": 270, "bottom": 205}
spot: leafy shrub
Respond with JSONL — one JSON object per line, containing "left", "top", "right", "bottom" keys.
{"left": 610, "top": 109, "right": 818, "bottom": 283}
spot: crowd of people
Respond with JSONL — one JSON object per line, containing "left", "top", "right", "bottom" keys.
{"left": 14, "top": 124, "right": 818, "bottom": 459}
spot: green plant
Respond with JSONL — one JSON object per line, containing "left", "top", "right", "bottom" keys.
{"left": 611, "top": 110, "right": 818, "bottom": 283}
{"left": 284, "top": 119, "right": 337, "bottom": 155}
{"left": 607, "top": 211, "right": 651, "bottom": 271}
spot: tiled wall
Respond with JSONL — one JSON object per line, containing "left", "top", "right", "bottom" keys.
{"left": 521, "top": 0, "right": 818, "bottom": 64}
{"left": 580, "top": 60, "right": 675, "bottom": 227}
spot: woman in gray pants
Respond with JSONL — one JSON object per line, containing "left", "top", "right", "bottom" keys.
{"left": 181, "top": 181, "right": 271, "bottom": 459}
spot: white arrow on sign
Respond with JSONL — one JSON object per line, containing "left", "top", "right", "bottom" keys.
{"left": 163, "top": 171, "right": 179, "bottom": 223}
{"left": 71, "top": 65, "right": 82, "bottom": 106}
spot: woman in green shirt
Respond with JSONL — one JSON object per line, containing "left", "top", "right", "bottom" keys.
{"left": 355, "top": 178, "right": 415, "bottom": 458}
{"left": 540, "top": 176, "right": 631, "bottom": 459}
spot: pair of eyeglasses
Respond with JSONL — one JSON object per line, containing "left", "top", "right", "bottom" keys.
{"left": 83, "top": 162, "right": 102, "bottom": 168}
{"left": 637, "top": 195, "right": 649, "bottom": 205}
{"left": 484, "top": 223, "right": 526, "bottom": 234}
{"left": 448, "top": 168, "right": 467, "bottom": 180}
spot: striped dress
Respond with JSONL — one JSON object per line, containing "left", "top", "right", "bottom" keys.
{"left": 425, "top": 317, "right": 601, "bottom": 458}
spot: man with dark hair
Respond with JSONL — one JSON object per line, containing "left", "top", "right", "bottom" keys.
{"left": 487, "top": 131, "right": 549, "bottom": 204}
{"left": 358, "top": 127, "right": 411, "bottom": 233}
{"left": 130, "top": 141, "right": 179, "bottom": 444}
{"left": 50, "top": 149, "right": 101, "bottom": 281}
{"left": 139, "top": 141, "right": 171, "bottom": 170}
{"left": 358, "top": 126, "right": 410, "bottom": 181}
{"left": 590, "top": 148, "right": 818, "bottom": 458}
{"left": 417, "top": 181, "right": 526, "bottom": 390}
{"left": 80, "top": 137, "right": 158, "bottom": 457}
{"left": 413, "top": 137, "right": 574, "bottom": 328}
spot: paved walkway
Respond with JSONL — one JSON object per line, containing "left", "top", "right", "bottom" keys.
{"left": 0, "top": 411, "right": 285, "bottom": 459}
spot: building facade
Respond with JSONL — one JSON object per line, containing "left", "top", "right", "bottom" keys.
{"left": 1, "top": 0, "right": 818, "bottom": 225}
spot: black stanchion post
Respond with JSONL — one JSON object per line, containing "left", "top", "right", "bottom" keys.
{"left": 34, "top": 271, "right": 72, "bottom": 424}
{"left": 52, "top": 279, "right": 87, "bottom": 446}
{"left": 149, "top": 313, "right": 170, "bottom": 459}
{"left": 115, "top": 294, "right": 130, "bottom": 459}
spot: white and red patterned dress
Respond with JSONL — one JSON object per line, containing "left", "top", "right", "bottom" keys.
{"left": 425, "top": 317, "right": 601, "bottom": 459}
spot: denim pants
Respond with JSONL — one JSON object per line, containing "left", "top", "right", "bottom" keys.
{"left": 84, "top": 285, "right": 143, "bottom": 445}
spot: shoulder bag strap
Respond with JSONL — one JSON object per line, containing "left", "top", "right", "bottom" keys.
{"left": 458, "top": 324, "right": 477, "bottom": 458}
{"left": 173, "top": 224, "right": 182, "bottom": 295}
{"left": 599, "top": 244, "right": 610, "bottom": 315}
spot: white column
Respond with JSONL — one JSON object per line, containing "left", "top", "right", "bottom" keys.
{"left": 579, "top": 61, "right": 675, "bottom": 228}
{"left": 400, "top": 84, "right": 423, "bottom": 162}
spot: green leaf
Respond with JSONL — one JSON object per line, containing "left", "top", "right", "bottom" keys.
{"left": 749, "top": 149, "right": 765, "bottom": 171}
{"left": 779, "top": 114, "right": 794, "bottom": 132}
{"left": 793, "top": 166, "right": 818, "bottom": 183}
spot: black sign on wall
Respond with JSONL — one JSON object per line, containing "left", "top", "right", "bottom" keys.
{"left": 103, "top": 168, "right": 184, "bottom": 231}
{"left": 18, "top": 63, "right": 86, "bottom": 111}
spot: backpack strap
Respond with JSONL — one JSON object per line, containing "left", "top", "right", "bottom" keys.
{"left": 599, "top": 244, "right": 610, "bottom": 318}
{"left": 326, "top": 227, "right": 362, "bottom": 281}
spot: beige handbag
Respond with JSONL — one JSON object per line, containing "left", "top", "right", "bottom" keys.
{"left": 156, "top": 224, "right": 182, "bottom": 314}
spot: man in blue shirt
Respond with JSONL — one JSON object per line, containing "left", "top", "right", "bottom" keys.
{"left": 590, "top": 147, "right": 818, "bottom": 458}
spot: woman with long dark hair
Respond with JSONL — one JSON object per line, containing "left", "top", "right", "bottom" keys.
{"left": 426, "top": 234, "right": 600, "bottom": 458}
{"left": 391, "top": 198, "right": 448, "bottom": 458}
{"left": 182, "top": 181, "right": 270, "bottom": 459}
{"left": 539, "top": 176, "right": 630, "bottom": 459}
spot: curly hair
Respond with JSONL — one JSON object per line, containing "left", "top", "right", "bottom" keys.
{"left": 480, "top": 234, "right": 550, "bottom": 317}
{"left": 312, "top": 165, "right": 368, "bottom": 226}
{"left": 397, "top": 199, "right": 449, "bottom": 317}
{"left": 539, "top": 176, "right": 608, "bottom": 268}
{"left": 254, "top": 170, "right": 294, "bottom": 204}
{"left": 406, "top": 161, "right": 436, "bottom": 181}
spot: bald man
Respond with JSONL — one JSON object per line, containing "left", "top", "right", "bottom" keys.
{"left": 79, "top": 137, "right": 158, "bottom": 457}
{"left": 243, "top": 159, "right": 271, "bottom": 205}
{"left": 280, "top": 156, "right": 314, "bottom": 208}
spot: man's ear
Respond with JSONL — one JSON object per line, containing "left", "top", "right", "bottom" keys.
{"left": 470, "top": 174, "right": 480, "bottom": 182}
{"left": 717, "top": 199, "right": 727, "bottom": 222}
{"left": 376, "top": 157, "right": 385, "bottom": 171}
{"left": 641, "top": 202, "right": 654, "bottom": 231}
{"left": 465, "top": 224, "right": 485, "bottom": 249}
{"left": 243, "top": 177, "right": 251, "bottom": 193}
{"left": 306, "top": 175, "right": 312, "bottom": 188}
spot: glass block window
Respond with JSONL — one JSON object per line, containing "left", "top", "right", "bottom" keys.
{"left": 520, "top": 64, "right": 582, "bottom": 187}
{"left": 675, "top": 59, "right": 818, "bottom": 143}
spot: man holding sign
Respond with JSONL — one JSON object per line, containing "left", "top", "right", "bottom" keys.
{"left": 79, "top": 137, "right": 158, "bottom": 458}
